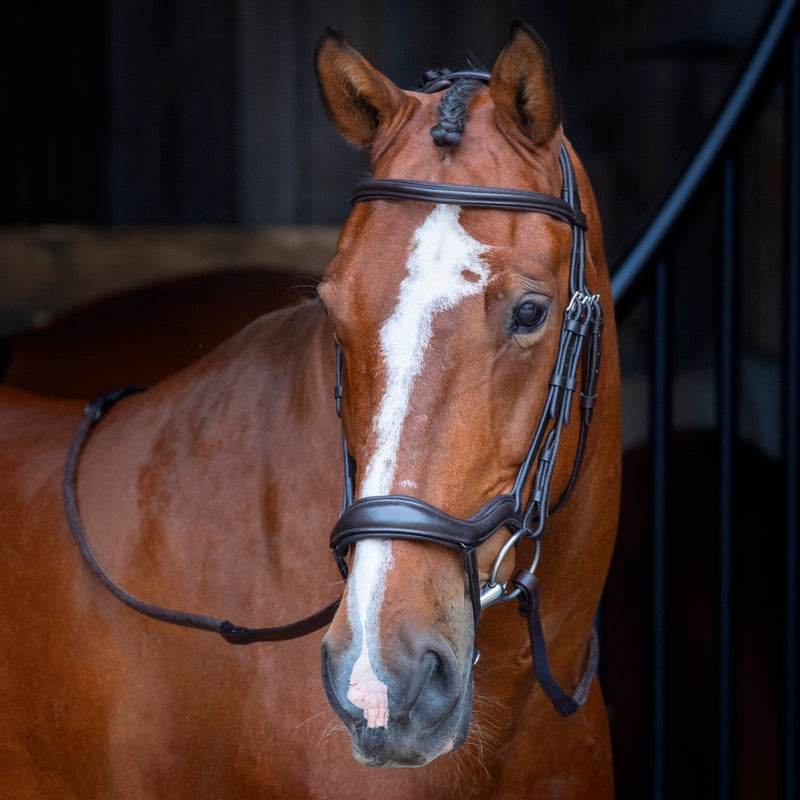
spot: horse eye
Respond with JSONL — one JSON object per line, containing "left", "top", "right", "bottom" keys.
{"left": 511, "top": 299, "right": 548, "bottom": 334}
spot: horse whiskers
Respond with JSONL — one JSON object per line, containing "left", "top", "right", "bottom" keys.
{"left": 293, "top": 708, "right": 332, "bottom": 731}
{"left": 444, "top": 726, "right": 496, "bottom": 786}
{"left": 293, "top": 708, "right": 350, "bottom": 754}
{"left": 318, "top": 715, "right": 349, "bottom": 744}
{"left": 450, "top": 685, "right": 509, "bottom": 777}
{"left": 289, "top": 276, "right": 321, "bottom": 297}
{"left": 472, "top": 657, "right": 519, "bottom": 680}
{"left": 430, "top": 701, "right": 506, "bottom": 789}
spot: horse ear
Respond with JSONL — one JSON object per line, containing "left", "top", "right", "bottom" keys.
{"left": 314, "top": 27, "right": 411, "bottom": 148}
{"left": 490, "top": 21, "right": 561, "bottom": 147}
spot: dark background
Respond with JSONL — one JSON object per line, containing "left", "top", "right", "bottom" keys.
{"left": 1, "top": 0, "right": 784, "bottom": 450}
{"left": 0, "top": 0, "right": 771, "bottom": 257}
{"left": 2, "top": 2, "right": 793, "bottom": 798}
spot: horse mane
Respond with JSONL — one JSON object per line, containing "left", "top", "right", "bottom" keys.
{"left": 423, "top": 66, "right": 486, "bottom": 148}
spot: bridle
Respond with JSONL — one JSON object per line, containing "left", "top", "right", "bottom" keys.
{"left": 330, "top": 140, "right": 603, "bottom": 716}
{"left": 327, "top": 71, "right": 604, "bottom": 716}
{"left": 62, "top": 72, "right": 604, "bottom": 718}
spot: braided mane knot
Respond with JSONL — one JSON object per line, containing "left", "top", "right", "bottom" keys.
{"left": 423, "top": 68, "right": 484, "bottom": 148}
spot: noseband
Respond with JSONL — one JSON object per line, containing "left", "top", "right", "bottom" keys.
{"left": 330, "top": 132, "right": 603, "bottom": 715}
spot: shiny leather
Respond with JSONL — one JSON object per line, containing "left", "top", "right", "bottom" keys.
{"left": 331, "top": 494, "right": 518, "bottom": 554}
{"left": 351, "top": 178, "right": 587, "bottom": 228}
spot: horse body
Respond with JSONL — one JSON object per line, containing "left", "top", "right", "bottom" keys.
{"left": 1, "top": 22, "right": 620, "bottom": 799}
{"left": 1, "top": 302, "right": 615, "bottom": 797}
{"left": 0, "top": 305, "right": 337, "bottom": 796}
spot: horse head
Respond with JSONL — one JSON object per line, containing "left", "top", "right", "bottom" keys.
{"left": 315, "top": 22, "right": 619, "bottom": 768}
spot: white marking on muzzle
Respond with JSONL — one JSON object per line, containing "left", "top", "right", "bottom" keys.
{"left": 345, "top": 205, "right": 490, "bottom": 728}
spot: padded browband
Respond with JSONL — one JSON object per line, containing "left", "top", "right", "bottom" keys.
{"left": 330, "top": 494, "right": 518, "bottom": 555}
{"left": 351, "top": 178, "right": 588, "bottom": 230}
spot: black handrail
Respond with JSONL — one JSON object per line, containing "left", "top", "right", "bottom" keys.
{"left": 782, "top": 27, "right": 800, "bottom": 800}
{"left": 610, "top": 0, "right": 799, "bottom": 308}
{"left": 606, "top": 2, "right": 799, "bottom": 798}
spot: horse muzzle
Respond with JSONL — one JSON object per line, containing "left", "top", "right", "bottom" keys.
{"left": 321, "top": 631, "right": 473, "bottom": 766}
{"left": 321, "top": 493, "right": 519, "bottom": 765}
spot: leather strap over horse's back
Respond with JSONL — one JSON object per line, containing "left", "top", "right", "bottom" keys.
{"left": 62, "top": 386, "right": 340, "bottom": 644}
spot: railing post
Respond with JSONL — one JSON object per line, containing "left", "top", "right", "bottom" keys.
{"left": 783, "top": 23, "right": 800, "bottom": 800}
{"left": 717, "top": 155, "right": 739, "bottom": 800}
{"left": 611, "top": 0, "right": 800, "bottom": 307}
{"left": 650, "top": 257, "right": 672, "bottom": 800}
{"left": 610, "top": 5, "right": 800, "bottom": 798}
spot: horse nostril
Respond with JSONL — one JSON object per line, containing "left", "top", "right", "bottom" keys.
{"left": 320, "top": 639, "right": 355, "bottom": 724}
{"left": 396, "top": 650, "right": 436, "bottom": 722}
{"left": 396, "top": 647, "right": 460, "bottom": 725}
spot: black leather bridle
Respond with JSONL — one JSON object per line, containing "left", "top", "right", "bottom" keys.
{"left": 329, "top": 137, "right": 603, "bottom": 716}
{"left": 62, "top": 73, "right": 604, "bottom": 718}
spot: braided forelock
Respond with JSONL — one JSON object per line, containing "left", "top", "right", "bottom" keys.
{"left": 429, "top": 75, "right": 484, "bottom": 148}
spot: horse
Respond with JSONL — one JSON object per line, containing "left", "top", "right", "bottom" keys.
{"left": 1, "top": 267, "right": 317, "bottom": 398}
{"left": 0, "top": 21, "right": 621, "bottom": 799}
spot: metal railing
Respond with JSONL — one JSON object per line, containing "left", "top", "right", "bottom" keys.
{"left": 607, "top": 1, "right": 799, "bottom": 798}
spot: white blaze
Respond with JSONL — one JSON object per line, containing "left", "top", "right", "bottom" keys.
{"left": 346, "top": 204, "right": 490, "bottom": 728}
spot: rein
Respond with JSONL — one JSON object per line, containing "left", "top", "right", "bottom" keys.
{"left": 61, "top": 73, "right": 604, "bottom": 717}
{"left": 62, "top": 386, "right": 340, "bottom": 644}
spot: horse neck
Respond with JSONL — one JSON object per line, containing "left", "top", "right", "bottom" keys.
{"left": 76, "top": 301, "right": 343, "bottom": 615}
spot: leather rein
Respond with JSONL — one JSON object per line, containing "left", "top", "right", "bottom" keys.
{"left": 62, "top": 73, "right": 604, "bottom": 716}
{"left": 62, "top": 385, "right": 341, "bottom": 644}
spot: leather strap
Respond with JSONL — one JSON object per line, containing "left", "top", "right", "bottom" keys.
{"left": 331, "top": 494, "right": 519, "bottom": 634}
{"left": 351, "top": 178, "right": 587, "bottom": 230}
{"left": 512, "top": 569, "right": 598, "bottom": 715}
{"left": 331, "top": 494, "right": 518, "bottom": 553}
{"left": 63, "top": 386, "right": 341, "bottom": 644}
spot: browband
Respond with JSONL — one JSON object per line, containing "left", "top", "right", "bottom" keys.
{"left": 351, "top": 178, "right": 588, "bottom": 230}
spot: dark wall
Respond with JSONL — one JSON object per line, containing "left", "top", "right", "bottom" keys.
{"left": 1, "top": 0, "right": 772, "bottom": 263}
{"left": 3, "top": 2, "right": 110, "bottom": 223}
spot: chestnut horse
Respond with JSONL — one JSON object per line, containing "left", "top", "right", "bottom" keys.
{"left": 0, "top": 22, "right": 620, "bottom": 799}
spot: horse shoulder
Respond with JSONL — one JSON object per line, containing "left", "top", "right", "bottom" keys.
{"left": 0, "top": 304, "right": 346, "bottom": 797}
{"left": 0, "top": 389, "right": 118, "bottom": 796}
